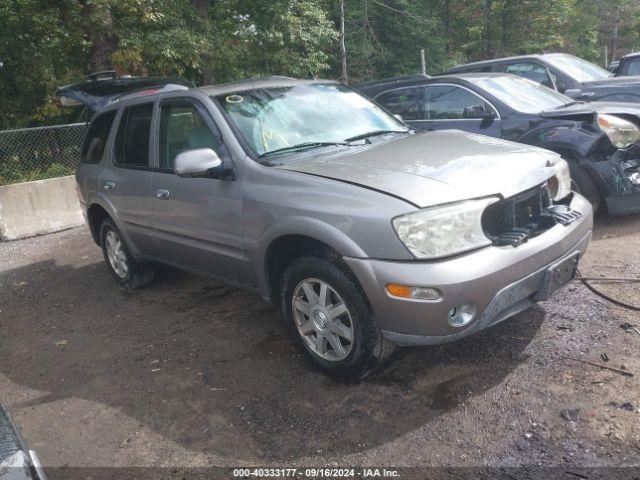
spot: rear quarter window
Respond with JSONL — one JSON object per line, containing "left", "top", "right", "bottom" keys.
{"left": 81, "top": 111, "right": 116, "bottom": 164}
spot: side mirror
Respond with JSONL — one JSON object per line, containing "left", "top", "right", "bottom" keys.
{"left": 556, "top": 82, "right": 568, "bottom": 93}
{"left": 174, "top": 148, "right": 224, "bottom": 178}
{"left": 393, "top": 114, "right": 404, "bottom": 122}
{"left": 463, "top": 105, "right": 496, "bottom": 119}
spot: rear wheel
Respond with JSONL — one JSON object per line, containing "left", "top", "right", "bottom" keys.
{"left": 280, "top": 255, "right": 395, "bottom": 378}
{"left": 100, "top": 218, "right": 155, "bottom": 290}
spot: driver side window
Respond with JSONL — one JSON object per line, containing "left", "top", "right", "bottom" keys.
{"left": 159, "top": 101, "right": 222, "bottom": 170}
{"left": 423, "top": 85, "right": 494, "bottom": 120}
{"left": 499, "top": 62, "right": 554, "bottom": 88}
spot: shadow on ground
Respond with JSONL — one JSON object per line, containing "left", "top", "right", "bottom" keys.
{"left": 0, "top": 255, "right": 544, "bottom": 460}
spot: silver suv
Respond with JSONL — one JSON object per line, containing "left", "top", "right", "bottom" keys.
{"left": 76, "top": 77, "right": 593, "bottom": 377}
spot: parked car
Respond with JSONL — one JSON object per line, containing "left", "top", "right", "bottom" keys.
{"left": 73, "top": 77, "right": 592, "bottom": 377}
{"left": 56, "top": 70, "right": 193, "bottom": 121}
{"left": 358, "top": 73, "right": 640, "bottom": 215}
{"left": 445, "top": 53, "right": 640, "bottom": 103}
{"left": 0, "top": 404, "right": 46, "bottom": 480}
{"left": 610, "top": 52, "right": 640, "bottom": 77}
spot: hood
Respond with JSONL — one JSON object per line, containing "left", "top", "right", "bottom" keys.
{"left": 540, "top": 101, "right": 640, "bottom": 122}
{"left": 276, "top": 131, "right": 561, "bottom": 208}
{"left": 56, "top": 72, "right": 193, "bottom": 112}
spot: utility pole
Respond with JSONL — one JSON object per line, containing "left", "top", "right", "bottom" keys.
{"left": 420, "top": 49, "right": 426, "bottom": 75}
{"left": 340, "top": 0, "right": 348, "bottom": 84}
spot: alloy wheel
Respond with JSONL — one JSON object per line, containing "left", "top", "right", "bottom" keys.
{"left": 292, "top": 278, "right": 355, "bottom": 362}
{"left": 105, "top": 230, "right": 129, "bottom": 279}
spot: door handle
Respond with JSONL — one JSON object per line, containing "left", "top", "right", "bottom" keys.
{"left": 103, "top": 181, "right": 115, "bottom": 191}
{"left": 156, "top": 189, "right": 170, "bottom": 200}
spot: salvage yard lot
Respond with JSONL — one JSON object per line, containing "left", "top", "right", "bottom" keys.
{"left": 1, "top": 215, "right": 639, "bottom": 469}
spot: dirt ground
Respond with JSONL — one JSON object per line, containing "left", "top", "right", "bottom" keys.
{"left": 1, "top": 213, "right": 639, "bottom": 473}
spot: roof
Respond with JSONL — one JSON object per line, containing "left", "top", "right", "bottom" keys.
{"left": 196, "top": 76, "right": 338, "bottom": 96}
{"left": 445, "top": 53, "right": 571, "bottom": 73}
{"left": 620, "top": 51, "right": 640, "bottom": 60}
{"left": 356, "top": 72, "right": 512, "bottom": 96}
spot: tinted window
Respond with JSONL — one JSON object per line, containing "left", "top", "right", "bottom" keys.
{"left": 424, "top": 85, "right": 494, "bottom": 120}
{"left": 81, "top": 111, "right": 115, "bottom": 164}
{"left": 159, "top": 102, "right": 221, "bottom": 169}
{"left": 498, "top": 62, "right": 553, "bottom": 87}
{"left": 627, "top": 60, "right": 640, "bottom": 76}
{"left": 114, "top": 103, "right": 153, "bottom": 166}
{"left": 376, "top": 87, "right": 423, "bottom": 120}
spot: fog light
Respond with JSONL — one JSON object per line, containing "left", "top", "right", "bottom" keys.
{"left": 386, "top": 284, "right": 441, "bottom": 300}
{"left": 448, "top": 302, "right": 477, "bottom": 327}
{"left": 628, "top": 171, "right": 640, "bottom": 186}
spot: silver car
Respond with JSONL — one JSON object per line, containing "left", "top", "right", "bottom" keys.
{"left": 76, "top": 77, "right": 593, "bottom": 377}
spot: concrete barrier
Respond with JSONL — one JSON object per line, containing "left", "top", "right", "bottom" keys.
{"left": 0, "top": 175, "right": 84, "bottom": 241}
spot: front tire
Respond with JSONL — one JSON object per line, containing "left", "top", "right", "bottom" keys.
{"left": 568, "top": 161, "right": 601, "bottom": 212}
{"left": 280, "top": 255, "right": 395, "bottom": 378}
{"left": 100, "top": 218, "right": 155, "bottom": 290}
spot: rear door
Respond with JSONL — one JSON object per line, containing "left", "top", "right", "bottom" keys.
{"left": 150, "top": 97, "right": 247, "bottom": 284}
{"left": 99, "top": 102, "right": 158, "bottom": 256}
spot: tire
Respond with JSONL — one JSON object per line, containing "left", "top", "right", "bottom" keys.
{"left": 100, "top": 218, "right": 155, "bottom": 290}
{"left": 280, "top": 255, "right": 395, "bottom": 379}
{"left": 568, "top": 161, "right": 601, "bottom": 212}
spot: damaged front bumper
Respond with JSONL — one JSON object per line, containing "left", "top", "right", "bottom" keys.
{"left": 344, "top": 194, "right": 593, "bottom": 346}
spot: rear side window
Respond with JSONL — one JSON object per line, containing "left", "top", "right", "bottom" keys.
{"left": 376, "top": 87, "right": 424, "bottom": 120}
{"left": 114, "top": 103, "right": 153, "bottom": 167}
{"left": 81, "top": 111, "right": 116, "bottom": 164}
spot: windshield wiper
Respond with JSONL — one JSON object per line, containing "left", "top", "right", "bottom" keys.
{"left": 259, "top": 141, "right": 348, "bottom": 158}
{"left": 343, "top": 129, "right": 408, "bottom": 142}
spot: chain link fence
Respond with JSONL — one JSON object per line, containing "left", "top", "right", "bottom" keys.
{"left": 0, "top": 123, "right": 87, "bottom": 186}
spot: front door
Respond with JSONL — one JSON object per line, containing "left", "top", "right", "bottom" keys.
{"left": 412, "top": 84, "right": 502, "bottom": 137}
{"left": 150, "top": 98, "right": 247, "bottom": 285}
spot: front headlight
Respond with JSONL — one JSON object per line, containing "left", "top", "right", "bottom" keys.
{"left": 392, "top": 197, "right": 498, "bottom": 260}
{"left": 597, "top": 113, "right": 640, "bottom": 149}
{"left": 549, "top": 159, "right": 572, "bottom": 201}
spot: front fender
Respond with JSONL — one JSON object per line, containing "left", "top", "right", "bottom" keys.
{"left": 250, "top": 216, "right": 370, "bottom": 295}
{"left": 521, "top": 121, "right": 604, "bottom": 158}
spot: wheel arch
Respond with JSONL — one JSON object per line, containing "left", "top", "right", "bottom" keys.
{"left": 256, "top": 218, "right": 369, "bottom": 302}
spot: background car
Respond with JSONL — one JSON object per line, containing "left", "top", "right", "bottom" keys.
{"left": 445, "top": 53, "right": 640, "bottom": 103}
{"left": 610, "top": 51, "right": 640, "bottom": 77}
{"left": 358, "top": 73, "right": 640, "bottom": 215}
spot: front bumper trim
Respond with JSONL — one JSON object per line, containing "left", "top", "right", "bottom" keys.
{"left": 381, "top": 230, "right": 591, "bottom": 346}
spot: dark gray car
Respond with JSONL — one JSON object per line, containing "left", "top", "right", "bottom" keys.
{"left": 76, "top": 77, "right": 593, "bottom": 377}
{"left": 446, "top": 53, "right": 640, "bottom": 103}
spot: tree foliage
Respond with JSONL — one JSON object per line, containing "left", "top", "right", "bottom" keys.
{"left": 1, "top": 0, "right": 640, "bottom": 128}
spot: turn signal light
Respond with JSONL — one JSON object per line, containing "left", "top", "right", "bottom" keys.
{"left": 386, "top": 284, "right": 441, "bottom": 300}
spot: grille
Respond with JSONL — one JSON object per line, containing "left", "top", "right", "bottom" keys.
{"left": 482, "top": 183, "right": 562, "bottom": 247}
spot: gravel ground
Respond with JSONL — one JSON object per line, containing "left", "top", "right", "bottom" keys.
{"left": 0, "top": 214, "right": 639, "bottom": 474}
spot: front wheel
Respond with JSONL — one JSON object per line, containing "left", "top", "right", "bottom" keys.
{"left": 568, "top": 161, "right": 601, "bottom": 212}
{"left": 280, "top": 255, "right": 395, "bottom": 378}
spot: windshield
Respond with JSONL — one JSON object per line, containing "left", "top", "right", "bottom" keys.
{"left": 544, "top": 54, "right": 612, "bottom": 82}
{"left": 468, "top": 75, "right": 572, "bottom": 113}
{"left": 214, "top": 83, "right": 407, "bottom": 157}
